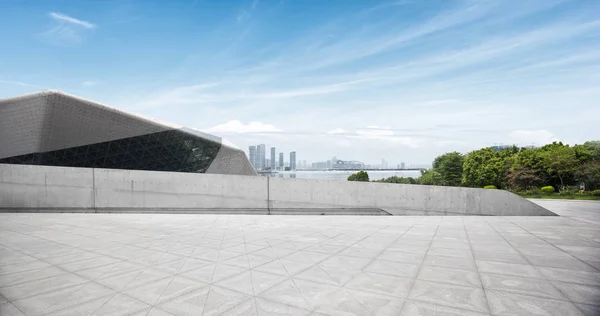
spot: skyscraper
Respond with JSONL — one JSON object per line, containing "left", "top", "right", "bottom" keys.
{"left": 279, "top": 152, "right": 284, "bottom": 170}
{"left": 257, "top": 144, "right": 266, "bottom": 170}
{"left": 401, "top": 162, "right": 406, "bottom": 170}
{"left": 270, "top": 147, "right": 276, "bottom": 170}
{"left": 290, "top": 151, "right": 296, "bottom": 171}
{"left": 249, "top": 146, "right": 257, "bottom": 169}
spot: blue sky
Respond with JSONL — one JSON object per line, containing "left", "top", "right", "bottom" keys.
{"left": 1, "top": 0, "right": 599, "bottom": 165}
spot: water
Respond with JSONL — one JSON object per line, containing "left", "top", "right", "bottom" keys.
{"left": 266, "top": 170, "right": 422, "bottom": 181}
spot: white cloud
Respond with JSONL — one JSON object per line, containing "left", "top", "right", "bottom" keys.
{"left": 327, "top": 128, "right": 346, "bottom": 134}
{"left": 81, "top": 81, "right": 98, "bottom": 87}
{"left": 204, "top": 120, "right": 283, "bottom": 134}
{"left": 49, "top": 12, "right": 95, "bottom": 29}
{"left": 509, "top": 130, "right": 560, "bottom": 146}
{"left": 41, "top": 12, "right": 96, "bottom": 45}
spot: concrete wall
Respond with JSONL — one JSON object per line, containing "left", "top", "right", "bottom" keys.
{"left": 0, "top": 164, "right": 556, "bottom": 216}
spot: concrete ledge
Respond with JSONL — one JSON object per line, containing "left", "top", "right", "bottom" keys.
{"left": 0, "top": 164, "right": 556, "bottom": 216}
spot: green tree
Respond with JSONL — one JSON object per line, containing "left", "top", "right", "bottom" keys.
{"left": 583, "top": 141, "right": 600, "bottom": 161}
{"left": 375, "top": 176, "right": 418, "bottom": 184}
{"left": 462, "top": 148, "right": 513, "bottom": 188}
{"left": 540, "top": 143, "right": 578, "bottom": 189}
{"left": 575, "top": 161, "right": 600, "bottom": 190}
{"left": 432, "top": 152, "right": 464, "bottom": 186}
{"left": 347, "top": 170, "right": 369, "bottom": 182}
{"left": 419, "top": 169, "right": 442, "bottom": 185}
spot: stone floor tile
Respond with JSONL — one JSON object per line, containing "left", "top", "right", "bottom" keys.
{"left": 90, "top": 293, "right": 150, "bottom": 316}
{"left": 418, "top": 266, "right": 481, "bottom": 287}
{"left": 408, "top": 280, "right": 489, "bottom": 313}
{"left": 0, "top": 266, "right": 68, "bottom": 287}
{"left": 0, "top": 260, "right": 52, "bottom": 276}
{"left": 338, "top": 246, "right": 382, "bottom": 259}
{"left": 258, "top": 278, "right": 314, "bottom": 310}
{"left": 525, "top": 255, "right": 599, "bottom": 272}
{"left": 0, "top": 273, "right": 88, "bottom": 301}
{"left": 576, "top": 303, "right": 600, "bottom": 316}
{"left": 344, "top": 271, "right": 414, "bottom": 297}
{"left": 295, "top": 264, "right": 359, "bottom": 286}
{"left": 256, "top": 297, "right": 313, "bottom": 315}
{"left": 12, "top": 282, "right": 114, "bottom": 315}
{"left": 476, "top": 260, "right": 543, "bottom": 279}
{"left": 473, "top": 251, "right": 528, "bottom": 265}
{"left": 400, "top": 300, "right": 491, "bottom": 316}
{"left": 427, "top": 247, "right": 473, "bottom": 259}
{"left": 0, "top": 302, "right": 26, "bottom": 316}
{"left": 538, "top": 267, "right": 600, "bottom": 286}
{"left": 376, "top": 250, "right": 425, "bottom": 264}
{"left": 363, "top": 260, "right": 421, "bottom": 278}
{"left": 155, "top": 285, "right": 211, "bottom": 316}
{"left": 552, "top": 282, "right": 600, "bottom": 305}
{"left": 486, "top": 290, "right": 585, "bottom": 316}
{"left": 423, "top": 255, "right": 477, "bottom": 271}
{"left": 319, "top": 254, "right": 371, "bottom": 270}
{"left": 57, "top": 256, "right": 122, "bottom": 272}
{"left": 480, "top": 273, "right": 566, "bottom": 300}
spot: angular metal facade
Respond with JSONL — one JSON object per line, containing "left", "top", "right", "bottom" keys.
{"left": 0, "top": 90, "right": 256, "bottom": 176}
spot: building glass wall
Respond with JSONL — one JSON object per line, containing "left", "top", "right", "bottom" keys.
{"left": 0, "top": 130, "right": 221, "bottom": 173}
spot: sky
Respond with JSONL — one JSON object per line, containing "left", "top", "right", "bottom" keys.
{"left": 1, "top": 0, "right": 599, "bottom": 166}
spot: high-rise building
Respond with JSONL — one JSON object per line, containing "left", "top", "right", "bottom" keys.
{"left": 279, "top": 152, "right": 284, "bottom": 169}
{"left": 401, "top": 162, "right": 406, "bottom": 170}
{"left": 256, "top": 144, "right": 266, "bottom": 170}
{"left": 249, "top": 146, "right": 257, "bottom": 169}
{"left": 270, "top": 147, "right": 276, "bottom": 170}
{"left": 290, "top": 151, "right": 296, "bottom": 171}
{"left": 266, "top": 159, "right": 270, "bottom": 169}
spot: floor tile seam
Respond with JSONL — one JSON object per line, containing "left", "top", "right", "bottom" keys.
{"left": 401, "top": 298, "right": 494, "bottom": 316}
{"left": 0, "top": 229, "right": 135, "bottom": 271}
{"left": 3, "top": 278, "right": 104, "bottom": 303}
{"left": 483, "top": 218, "right": 585, "bottom": 313}
{"left": 416, "top": 266, "right": 482, "bottom": 288}
{"left": 483, "top": 288, "right": 588, "bottom": 311}
{"left": 404, "top": 220, "right": 441, "bottom": 313}
{"left": 481, "top": 282, "right": 572, "bottom": 302}
{"left": 35, "top": 286, "right": 119, "bottom": 316}
{"left": 353, "top": 224, "right": 416, "bottom": 280}
{"left": 0, "top": 257, "right": 41, "bottom": 268}
{"left": 0, "top": 267, "right": 73, "bottom": 288}
{"left": 504, "top": 218, "right": 600, "bottom": 273}
{"left": 463, "top": 217, "right": 493, "bottom": 314}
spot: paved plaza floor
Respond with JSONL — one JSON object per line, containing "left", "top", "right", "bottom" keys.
{"left": 1, "top": 200, "right": 599, "bottom": 316}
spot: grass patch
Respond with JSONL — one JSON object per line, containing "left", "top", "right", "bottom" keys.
{"left": 518, "top": 194, "right": 600, "bottom": 200}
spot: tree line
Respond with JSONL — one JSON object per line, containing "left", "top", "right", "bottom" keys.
{"left": 349, "top": 141, "right": 600, "bottom": 194}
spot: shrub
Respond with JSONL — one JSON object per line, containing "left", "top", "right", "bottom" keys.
{"left": 527, "top": 187, "right": 543, "bottom": 196}
{"left": 590, "top": 189, "right": 600, "bottom": 196}
{"left": 347, "top": 170, "right": 369, "bottom": 182}
{"left": 541, "top": 186, "right": 555, "bottom": 194}
{"left": 484, "top": 185, "right": 497, "bottom": 189}
{"left": 559, "top": 190, "right": 574, "bottom": 196}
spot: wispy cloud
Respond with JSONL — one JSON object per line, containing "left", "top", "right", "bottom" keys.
{"left": 0, "top": 80, "right": 39, "bottom": 88}
{"left": 86, "top": 1, "right": 600, "bottom": 163}
{"left": 41, "top": 12, "right": 96, "bottom": 45}
{"left": 204, "top": 120, "right": 283, "bottom": 134}
{"left": 49, "top": 12, "right": 96, "bottom": 29}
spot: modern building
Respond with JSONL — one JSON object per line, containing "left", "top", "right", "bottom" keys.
{"left": 400, "top": 162, "right": 406, "bottom": 170}
{"left": 249, "top": 146, "right": 257, "bottom": 169}
{"left": 278, "top": 152, "right": 284, "bottom": 170}
{"left": 332, "top": 159, "right": 364, "bottom": 170}
{"left": 270, "top": 147, "right": 276, "bottom": 170}
{"left": 256, "top": 144, "right": 266, "bottom": 170}
{"left": 0, "top": 90, "right": 256, "bottom": 175}
{"left": 290, "top": 151, "right": 296, "bottom": 171}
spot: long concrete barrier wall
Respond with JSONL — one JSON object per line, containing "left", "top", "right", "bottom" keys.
{"left": 0, "top": 164, "right": 556, "bottom": 216}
